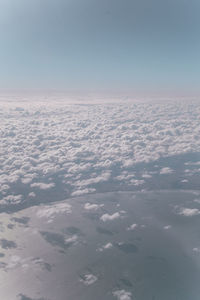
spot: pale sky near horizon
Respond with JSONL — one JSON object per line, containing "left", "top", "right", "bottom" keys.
{"left": 0, "top": 0, "right": 200, "bottom": 94}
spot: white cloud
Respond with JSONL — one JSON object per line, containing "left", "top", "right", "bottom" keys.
{"left": 97, "top": 242, "right": 113, "bottom": 252}
{"left": 129, "top": 179, "right": 144, "bottom": 186}
{"left": 127, "top": 223, "right": 138, "bottom": 231}
{"left": 74, "top": 171, "right": 111, "bottom": 188}
{"left": 123, "top": 160, "right": 134, "bottom": 168}
{"left": 65, "top": 235, "right": 78, "bottom": 245}
{"left": 80, "top": 274, "right": 98, "bottom": 285}
{"left": 1, "top": 194, "right": 23, "bottom": 205}
{"left": 0, "top": 184, "right": 10, "bottom": 192}
{"left": 181, "top": 179, "right": 188, "bottom": 183}
{"left": 163, "top": 225, "right": 172, "bottom": 230}
{"left": 28, "top": 192, "right": 36, "bottom": 198}
{"left": 36, "top": 202, "right": 72, "bottom": 221}
{"left": 71, "top": 188, "right": 96, "bottom": 197}
{"left": 84, "top": 202, "right": 104, "bottom": 211}
{"left": 142, "top": 173, "right": 152, "bottom": 178}
{"left": 178, "top": 208, "right": 200, "bottom": 217}
{"left": 185, "top": 161, "right": 200, "bottom": 166}
{"left": 194, "top": 199, "right": 200, "bottom": 204}
{"left": 160, "top": 167, "right": 173, "bottom": 175}
{"left": 100, "top": 212, "right": 121, "bottom": 222}
{"left": 1, "top": 98, "right": 200, "bottom": 210}
{"left": 21, "top": 177, "right": 32, "bottom": 184}
{"left": 30, "top": 182, "right": 55, "bottom": 190}
{"left": 5, "top": 255, "right": 50, "bottom": 272}
{"left": 193, "top": 247, "right": 200, "bottom": 253}
{"left": 103, "top": 242, "right": 113, "bottom": 249}
{"left": 113, "top": 289, "right": 132, "bottom": 300}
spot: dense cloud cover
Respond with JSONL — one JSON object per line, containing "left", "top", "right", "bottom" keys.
{"left": 0, "top": 97, "right": 200, "bottom": 211}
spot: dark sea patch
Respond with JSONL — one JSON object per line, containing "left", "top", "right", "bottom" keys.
{"left": 0, "top": 239, "right": 17, "bottom": 249}
{"left": 39, "top": 231, "right": 67, "bottom": 250}
{"left": 12, "top": 217, "right": 30, "bottom": 225}
{"left": 96, "top": 226, "right": 114, "bottom": 236}
{"left": 115, "top": 242, "right": 139, "bottom": 254}
{"left": 62, "top": 226, "right": 84, "bottom": 236}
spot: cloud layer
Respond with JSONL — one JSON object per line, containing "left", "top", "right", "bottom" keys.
{"left": 1, "top": 98, "right": 200, "bottom": 210}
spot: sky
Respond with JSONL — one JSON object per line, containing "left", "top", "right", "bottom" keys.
{"left": 0, "top": 0, "right": 200, "bottom": 94}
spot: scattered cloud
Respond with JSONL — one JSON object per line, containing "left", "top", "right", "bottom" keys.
{"left": 71, "top": 188, "right": 96, "bottom": 197}
{"left": 1, "top": 194, "right": 23, "bottom": 205}
{"left": 181, "top": 179, "right": 188, "bottom": 183}
{"left": 113, "top": 289, "right": 132, "bottom": 300}
{"left": 6, "top": 255, "right": 51, "bottom": 273}
{"left": 30, "top": 182, "right": 55, "bottom": 190}
{"left": 65, "top": 234, "right": 78, "bottom": 245}
{"left": 97, "top": 242, "right": 113, "bottom": 252}
{"left": 178, "top": 208, "right": 200, "bottom": 217}
{"left": 194, "top": 199, "right": 200, "bottom": 204}
{"left": 160, "top": 167, "right": 174, "bottom": 175}
{"left": 28, "top": 192, "right": 36, "bottom": 198}
{"left": 193, "top": 247, "right": 200, "bottom": 253}
{"left": 163, "top": 225, "right": 172, "bottom": 230}
{"left": 127, "top": 223, "right": 138, "bottom": 231}
{"left": 84, "top": 202, "right": 104, "bottom": 211}
{"left": 100, "top": 212, "right": 121, "bottom": 222}
{"left": 36, "top": 202, "right": 72, "bottom": 222}
{"left": 80, "top": 273, "right": 98, "bottom": 285}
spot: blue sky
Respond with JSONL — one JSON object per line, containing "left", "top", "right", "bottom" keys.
{"left": 0, "top": 0, "right": 200, "bottom": 94}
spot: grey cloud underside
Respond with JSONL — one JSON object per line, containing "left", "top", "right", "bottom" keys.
{"left": 0, "top": 98, "right": 200, "bottom": 211}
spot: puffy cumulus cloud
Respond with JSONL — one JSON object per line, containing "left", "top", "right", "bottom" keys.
{"left": 142, "top": 172, "right": 152, "bottom": 178}
{"left": 30, "top": 182, "right": 55, "bottom": 190}
{"left": 129, "top": 179, "right": 144, "bottom": 186}
{"left": 1, "top": 194, "right": 23, "bottom": 205}
{"left": 1, "top": 98, "right": 200, "bottom": 210}
{"left": 163, "top": 225, "right": 172, "bottom": 230}
{"left": 72, "top": 171, "right": 111, "bottom": 190}
{"left": 160, "top": 167, "right": 174, "bottom": 175}
{"left": 100, "top": 212, "right": 121, "bottom": 222}
{"left": 181, "top": 179, "right": 188, "bottom": 183}
{"left": 103, "top": 242, "right": 113, "bottom": 249}
{"left": 185, "top": 161, "right": 200, "bottom": 166}
{"left": 5, "top": 255, "right": 51, "bottom": 273}
{"left": 0, "top": 184, "right": 10, "bottom": 193}
{"left": 194, "top": 199, "right": 200, "bottom": 204}
{"left": 36, "top": 202, "right": 72, "bottom": 222}
{"left": 80, "top": 273, "right": 98, "bottom": 285}
{"left": 71, "top": 188, "right": 96, "bottom": 197}
{"left": 64, "top": 235, "right": 79, "bottom": 247}
{"left": 193, "top": 247, "right": 200, "bottom": 253}
{"left": 113, "top": 289, "right": 132, "bottom": 300}
{"left": 178, "top": 208, "right": 200, "bottom": 217}
{"left": 84, "top": 202, "right": 104, "bottom": 211}
{"left": 28, "top": 192, "right": 36, "bottom": 198}
{"left": 127, "top": 223, "right": 138, "bottom": 231}
{"left": 97, "top": 242, "right": 113, "bottom": 252}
